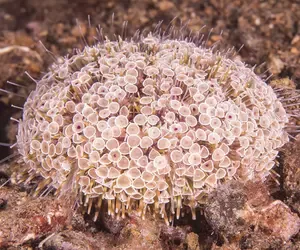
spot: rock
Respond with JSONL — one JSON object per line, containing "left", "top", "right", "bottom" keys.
{"left": 98, "top": 212, "right": 127, "bottom": 234}
{"left": 257, "top": 200, "right": 300, "bottom": 242}
{"left": 0, "top": 198, "right": 7, "bottom": 210}
{"left": 243, "top": 181, "right": 272, "bottom": 208}
{"left": 0, "top": 192, "right": 74, "bottom": 247}
{"left": 44, "top": 216, "right": 194, "bottom": 250}
{"left": 71, "top": 212, "right": 86, "bottom": 232}
{"left": 160, "top": 224, "right": 190, "bottom": 247}
{"left": 158, "top": 1, "right": 175, "bottom": 11}
{"left": 291, "top": 47, "right": 299, "bottom": 55}
{"left": 26, "top": 21, "right": 45, "bottom": 37}
{"left": 270, "top": 77, "right": 296, "bottom": 89}
{"left": 0, "top": 164, "right": 11, "bottom": 186}
{"left": 185, "top": 232, "right": 200, "bottom": 250}
{"left": 269, "top": 54, "right": 285, "bottom": 75}
{"left": 241, "top": 232, "right": 283, "bottom": 250}
{"left": 204, "top": 180, "right": 300, "bottom": 248}
{"left": 212, "top": 242, "right": 241, "bottom": 250}
{"left": 0, "top": 186, "right": 28, "bottom": 210}
{"left": 59, "top": 212, "right": 164, "bottom": 250}
{"left": 41, "top": 230, "right": 111, "bottom": 250}
{"left": 71, "top": 23, "right": 87, "bottom": 37}
{"left": 0, "top": 44, "right": 42, "bottom": 89}
{"left": 291, "top": 35, "right": 300, "bottom": 45}
{"left": 282, "top": 233, "right": 300, "bottom": 250}
{"left": 117, "top": 212, "right": 163, "bottom": 250}
{"left": 281, "top": 135, "right": 300, "bottom": 214}
{"left": 236, "top": 16, "right": 266, "bottom": 65}
{"left": 204, "top": 181, "right": 251, "bottom": 239}
{"left": 288, "top": 193, "right": 300, "bottom": 216}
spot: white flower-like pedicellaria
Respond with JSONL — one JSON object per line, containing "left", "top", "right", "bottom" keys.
{"left": 17, "top": 34, "right": 289, "bottom": 221}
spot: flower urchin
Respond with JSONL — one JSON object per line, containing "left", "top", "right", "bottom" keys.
{"left": 15, "top": 32, "right": 290, "bottom": 222}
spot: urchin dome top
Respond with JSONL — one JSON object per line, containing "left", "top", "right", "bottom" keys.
{"left": 17, "top": 34, "right": 289, "bottom": 220}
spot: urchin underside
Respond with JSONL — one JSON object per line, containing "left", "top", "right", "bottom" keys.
{"left": 16, "top": 34, "right": 289, "bottom": 222}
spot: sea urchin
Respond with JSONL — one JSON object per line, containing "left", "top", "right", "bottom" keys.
{"left": 15, "top": 32, "right": 291, "bottom": 223}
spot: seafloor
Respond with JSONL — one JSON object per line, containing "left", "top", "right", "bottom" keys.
{"left": 0, "top": 0, "right": 300, "bottom": 249}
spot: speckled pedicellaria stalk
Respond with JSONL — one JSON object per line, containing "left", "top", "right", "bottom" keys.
{"left": 16, "top": 34, "right": 289, "bottom": 223}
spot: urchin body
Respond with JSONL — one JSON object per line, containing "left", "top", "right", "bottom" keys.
{"left": 16, "top": 34, "right": 289, "bottom": 221}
